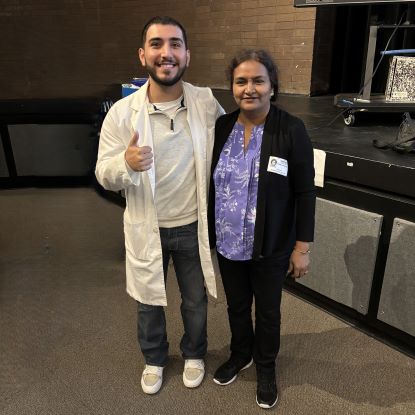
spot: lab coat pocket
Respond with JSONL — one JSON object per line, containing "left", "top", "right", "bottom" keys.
{"left": 124, "top": 220, "right": 149, "bottom": 260}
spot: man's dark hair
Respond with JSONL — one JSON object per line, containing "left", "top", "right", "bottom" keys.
{"left": 227, "top": 49, "right": 279, "bottom": 101}
{"left": 141, "top": 16, "right": 188, "bottom": 48}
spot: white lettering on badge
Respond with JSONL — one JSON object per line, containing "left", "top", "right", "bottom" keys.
{"left": 267, "top": 156, "right": 288, "bottom": 176}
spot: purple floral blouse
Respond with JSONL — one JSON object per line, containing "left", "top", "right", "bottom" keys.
{"left": 213, "top": 122, "right": 264, "bottom": 260}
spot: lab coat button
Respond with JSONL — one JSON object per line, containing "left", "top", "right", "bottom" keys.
{"left": 153, "top": 227, "right": 158, "bottom": 233}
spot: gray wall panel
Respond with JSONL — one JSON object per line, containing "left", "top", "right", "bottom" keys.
{"left": 378, "top": 218, "right": 415, "bottom": 336}
{"left": 298, "top": 198, "right": 382, "bottom": 314}
{"left": 9, "top": 124, "right": 96, "bottom": 176}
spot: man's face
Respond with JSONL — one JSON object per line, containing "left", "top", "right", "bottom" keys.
{"left": 139, "top": 24, "right": 190, "bottom": 87}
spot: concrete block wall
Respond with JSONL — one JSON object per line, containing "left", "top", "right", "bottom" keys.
{"left": 0, "top": 0, "right": 316, "bottom": 99}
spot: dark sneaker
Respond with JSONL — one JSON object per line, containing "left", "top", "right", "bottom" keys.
{"left": 213, "top": 356, "right": 253, "bottom": 385}
{"left": 256, "top": 371, "right": 278, "bottom": 409}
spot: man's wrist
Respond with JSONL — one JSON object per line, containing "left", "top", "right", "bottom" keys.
{"left": 124, "top": 156, "right": 136, "bottom": 173}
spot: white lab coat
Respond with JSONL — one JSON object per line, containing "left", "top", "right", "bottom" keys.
{"left": 95, "top": 81, "right": 224, "bottom": 305}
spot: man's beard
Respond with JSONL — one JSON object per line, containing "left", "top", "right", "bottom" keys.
{"left": 145, "top": 61, "right": 187, "bottom": 87}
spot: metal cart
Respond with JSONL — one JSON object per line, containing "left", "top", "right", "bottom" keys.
{"left": 334, "top": 24, "right": 415, "bottom": 126}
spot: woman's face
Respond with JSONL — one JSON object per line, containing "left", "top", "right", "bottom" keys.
{"left": 232, "top": 59, "right": 273, "bottom": 116}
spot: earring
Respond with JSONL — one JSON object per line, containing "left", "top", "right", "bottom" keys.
{"left": 270, "top": 90, "right": 275, "bottom": 97}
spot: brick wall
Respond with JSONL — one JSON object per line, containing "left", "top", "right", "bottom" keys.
{"left": 0, "top": 0, "right": 316, "bottom": 99}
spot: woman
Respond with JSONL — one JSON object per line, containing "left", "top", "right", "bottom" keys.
{"left": 208, "top": 49, "right": 316, "bottom": 409}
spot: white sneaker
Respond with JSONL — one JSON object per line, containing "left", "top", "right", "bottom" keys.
{"left": 183, "top": 359, "right": 205, "bottom": 388}
{"left": 141, "top": 365, "right": 163, "bottom": 394}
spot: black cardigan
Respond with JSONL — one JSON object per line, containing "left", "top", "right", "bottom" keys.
{"left": 208, "top": 105, "right": 316, "bottom": 260}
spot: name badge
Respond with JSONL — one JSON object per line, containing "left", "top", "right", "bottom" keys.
{"left": 267, "top": 156, "right": 288, "bottom": 176}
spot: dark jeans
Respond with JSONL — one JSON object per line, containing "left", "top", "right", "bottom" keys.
{"left": 137, "top": 221, "right": 207, "bottom": 367}
{"left": 217, "top": 251, "right": 290, "bottom": 372}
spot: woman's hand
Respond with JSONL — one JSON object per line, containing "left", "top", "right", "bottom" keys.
{"left": 288, "top": 244, "right": 310, "bottom": 278}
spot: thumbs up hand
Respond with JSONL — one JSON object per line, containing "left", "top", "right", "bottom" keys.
{"left": 125, "top": 132, "right": 153, "bottom": 172}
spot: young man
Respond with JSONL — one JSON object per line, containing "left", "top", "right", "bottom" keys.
{"left": 95, "top": 16, "right": 224, "bottom": 394}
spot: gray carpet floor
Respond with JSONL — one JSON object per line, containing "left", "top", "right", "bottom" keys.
{"left": 1, "top": 187, "right": 414, "bottom": 415}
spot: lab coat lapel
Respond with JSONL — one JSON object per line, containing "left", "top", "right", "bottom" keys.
{"left": 184, "top": 84, "right": 205, "bottom": 171}
{"left": 130, "top": 82, "right": 156, "bottom": 197}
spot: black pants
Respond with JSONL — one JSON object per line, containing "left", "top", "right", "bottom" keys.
{"left": 217, "top": 251, "right": 290, "bottom": 372}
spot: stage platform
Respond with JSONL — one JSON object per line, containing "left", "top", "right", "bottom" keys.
{"left": 1, "top": 93, "right": 413, "bottom": 195}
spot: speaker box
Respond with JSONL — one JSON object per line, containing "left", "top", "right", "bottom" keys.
{"left": 297, "top": 198, "right": 382, "bottom": 314}
{"left": 378, "top": 218, "right": 415, "bottom": 336}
